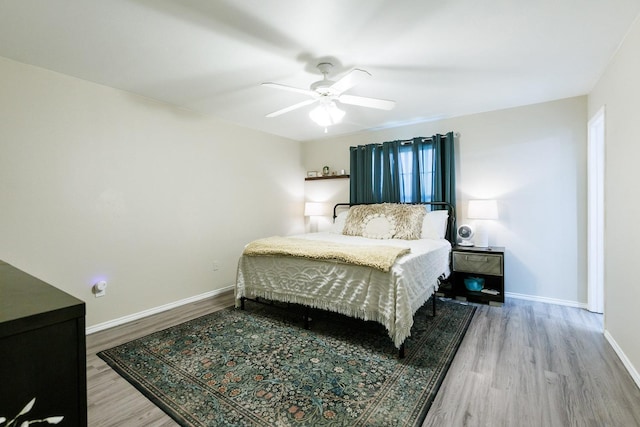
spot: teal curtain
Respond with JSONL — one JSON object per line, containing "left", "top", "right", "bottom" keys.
{"left": 349, "top": 132, "right": 457, "bottom": 227}
{"left": 432, "top": 131, "right": 456, "bottom": 241}
{"left": 350, "top": 140, "right": 404, "bottom": 203}
{"left": 410, "top": 137, "right": 423, "bottom": 201}
{"left": 381, "top": 141, "right": 401, "bottom": 202}
{"left": 350, "top": 144, "right": 381, "bottom": 203}
{"left": 432, "top": 132, "right": 456, "bottom": 207}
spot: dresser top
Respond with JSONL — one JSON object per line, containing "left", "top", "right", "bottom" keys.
{"left": 0, "top": 260, "right": 85, "bottom": 337}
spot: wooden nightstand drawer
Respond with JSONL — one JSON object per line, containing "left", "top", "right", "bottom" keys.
{"left": 453, "top": 252, "right": 503, "bottom": 276}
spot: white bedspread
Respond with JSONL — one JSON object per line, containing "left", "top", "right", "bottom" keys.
{"left": 235, "top": 232, "right": 451, "bottom": 348}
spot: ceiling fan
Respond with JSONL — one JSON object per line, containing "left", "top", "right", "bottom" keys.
{"left": 262, "top": 62, "right": 396, "bottom": 128}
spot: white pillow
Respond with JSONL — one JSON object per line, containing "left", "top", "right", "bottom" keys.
{"left": 329, "top": 211, "right": 349, "bottom": 233}
{"left": 361, "top": 213, "right": 396, "bottom": 239}
{"left": 421, "top": 209, "right": 449, "bottom": 239}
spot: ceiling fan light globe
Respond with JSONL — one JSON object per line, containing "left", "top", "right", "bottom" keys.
{"left": 309, "top": 101, "right": 345, "bottom": 127}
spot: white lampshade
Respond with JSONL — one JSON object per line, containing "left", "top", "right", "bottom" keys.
{"left": 305, "top": 202, "right": 327, "bottom": 233}
{"left": 304, "top": 202, "right": 326, "bottom": 217}
{"left": 467, "top": 200, "right": 499, "bottom": 220}
{"left": 309, "top": 100, "right": 345, "bottom": 127}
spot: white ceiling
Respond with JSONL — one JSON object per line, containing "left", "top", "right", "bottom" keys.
{"left": 1, "top": 0, "right": 639, "bottom": 141}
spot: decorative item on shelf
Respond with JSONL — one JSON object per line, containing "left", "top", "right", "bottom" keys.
{"left": 322, "top": 166, "right": 330, "bottom": 176}
{"left": 457, "top": 224, "right": 475, "bottom": 246}
{"left": 340, "top": 169, "right": 346, "bottom": 175}
{"left": 467, "top": 199, "right": 498, "bottom": 247}
{"left": 307, "top": 171, "right": 318, "bottom": 178}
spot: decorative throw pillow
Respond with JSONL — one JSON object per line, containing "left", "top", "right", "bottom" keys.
{"left": 343, "top": 203, "right": 427, "bottom": 239}
{"left": 343, "top": 204, "right": 384, "bottom": 236}
{"left": 361, "top": 213, "right": 396, "bottom": 239}
{"left": 388, "top": 204, "right": 426, "bottom": 240}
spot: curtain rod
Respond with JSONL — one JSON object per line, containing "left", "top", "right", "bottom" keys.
{"left": 356, "top": 132, "right": 460, "bottom": 147}
{"left": 402, "top": 132, "right": 460, "bottom": 143}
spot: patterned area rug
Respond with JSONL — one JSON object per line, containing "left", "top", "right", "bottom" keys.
{"left": 98, "top": 298, "right": 475, "bottom": 426}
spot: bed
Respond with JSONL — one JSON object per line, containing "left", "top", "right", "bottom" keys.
{"left": 235, "top": 202, "right": 455, "bottom": 356}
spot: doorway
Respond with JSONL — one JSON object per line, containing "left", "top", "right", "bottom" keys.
{"left": 587, "top": 106, "right": 605, "bottom": 314}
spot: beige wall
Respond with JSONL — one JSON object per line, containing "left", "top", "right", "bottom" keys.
{"left": 303, "top": 96, "right": 588, "bottom": 305}
{"left": 589, "top": 16, "right": 640, "bottom": 384}
{"left": 0, "top": 57, "right": 305, "bottom": 328}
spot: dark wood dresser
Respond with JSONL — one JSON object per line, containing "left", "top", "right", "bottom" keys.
{"left": 0, "top": 260, "right": 87, "bottom": 426}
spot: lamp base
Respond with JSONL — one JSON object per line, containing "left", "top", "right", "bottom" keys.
{"left": 474, "top": 223, "right": 490, "bottom": 247}
{"left": 309, "top": 217, "right": 319, "bottom": 233}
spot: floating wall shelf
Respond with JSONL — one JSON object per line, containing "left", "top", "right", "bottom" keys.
{"left": 305, "top": 175, "right": 350, "bottom": 181}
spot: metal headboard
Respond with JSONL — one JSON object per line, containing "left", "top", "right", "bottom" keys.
{"left": 332, "top": 202, "right": 457, "bottom": 245}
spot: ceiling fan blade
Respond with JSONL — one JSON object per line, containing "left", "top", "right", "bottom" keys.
{"left": 329, "top": 69, "right": 371, "bottom": 94}
{"left": 262, "top": 82, "right": 317, "bottom": 97}
{"left": 265, "top": 98, "right": 318, "bottom": 118}
{"left": 338, "top": 94, "right": 396, "bottom": 110}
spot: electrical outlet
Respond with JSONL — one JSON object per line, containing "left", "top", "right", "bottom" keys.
{"left": 93, "top": 281, "right": 107, "bottom": 298}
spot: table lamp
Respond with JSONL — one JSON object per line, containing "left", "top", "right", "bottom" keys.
{"left": 304, "top": 202, "right": 327, "bottom": 232}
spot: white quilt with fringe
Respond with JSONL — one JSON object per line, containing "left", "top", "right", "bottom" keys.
{"left": 235, "top": 232, "right": 451, "bottom": 348}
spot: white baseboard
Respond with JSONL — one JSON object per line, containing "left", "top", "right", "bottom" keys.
{"left": 604, "top": 329, "right": 640, "bottom": 389}
{"left": 86, "top": 285, "right": 235, "bottom": 335}
{"left": 505, "top": 291, "right": 588, "bottom": 309}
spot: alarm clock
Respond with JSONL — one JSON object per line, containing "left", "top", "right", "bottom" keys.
{"left": 457, "top": 224, "right": 475, "bottom": 246}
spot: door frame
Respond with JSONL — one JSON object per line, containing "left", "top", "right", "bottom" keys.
{"left": 587, "top": 106, "right": 605, "bottom": 314}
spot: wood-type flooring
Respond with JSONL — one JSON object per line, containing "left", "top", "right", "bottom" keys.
{"left": 86, "top": 293, "right": 640, "bottom": 426}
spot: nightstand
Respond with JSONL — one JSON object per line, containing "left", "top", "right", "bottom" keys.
{"left": 450, "top": 246, "right": 505, "bottom": 306}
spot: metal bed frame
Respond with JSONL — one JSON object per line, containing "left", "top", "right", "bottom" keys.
{"left": 239, "top": 201, "right": 456, "bottom": 358}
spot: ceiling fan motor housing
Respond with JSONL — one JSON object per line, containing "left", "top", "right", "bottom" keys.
{"left": 262, "top": 60, "right": 395, "bottom": 119}
{"left": 311, "top": 62, "right": 336, "bottom": 96}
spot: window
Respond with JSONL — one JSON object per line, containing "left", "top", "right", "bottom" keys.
{"left": 350, "top": 137, "right": 441, "bottom": 205}
{"left": 349, "top": 132, "right": 456, "bottom": 206}
{"left": 397, "top": 143, "right": 434, "bottom": 203}
{"left": 349, "top": 132, "right": 456, "bottom": 240}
